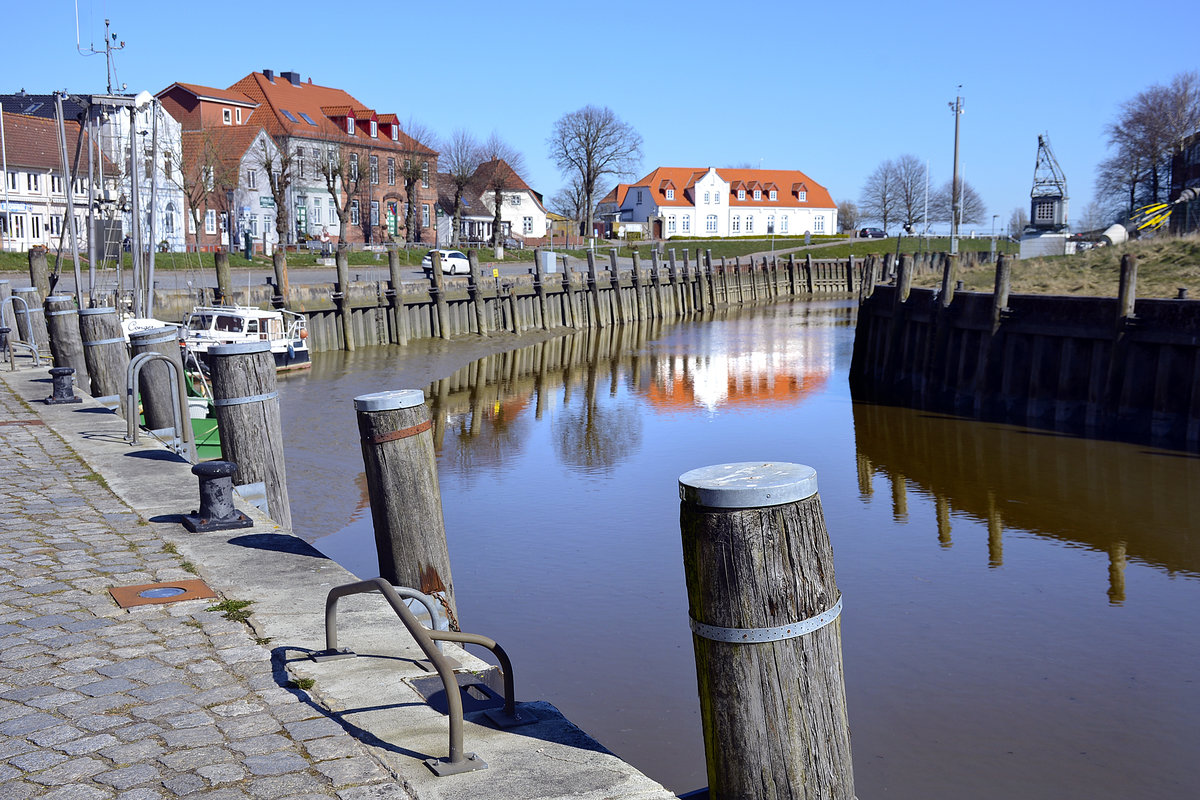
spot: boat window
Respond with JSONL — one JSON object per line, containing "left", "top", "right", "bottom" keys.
{"left": 246, "top": 320, "right": 259, "bottom": 334}
{"left": 187, "top": 315, "right": 214, "bottom": 331}
{"left": 215, "top": 315, "right": 244, "bottom": 332}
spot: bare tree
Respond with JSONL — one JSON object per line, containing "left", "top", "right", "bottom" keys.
{"left": 256, "top": 137, "right": 295, "bottom": 301}
{"left": 173, "top": 130, "right": 238, "bottom": 249}
{"left": 1076, "top": 199, "right": 1109, "bottom": 232}
{"left": 860, "top": 160, "right": 898, "bottom": 233}
{"left": 316, "top": 141, "right": 367, "bottom": 250}
{"left": 1008, "top": 207, "right": 1029, "bottom": 238}
{"left": 548, "top": 105, "right": 642, "bottom": 239}
{"left": 550, "top": 173, "right": 591, "bottom": 223}
{"left": 931, "top": 179, "right": 986, "bottom": 226}
{"left": 397, "top": 119, "right": 437, "bottom": 245}
{"left": 893, "top": 154, "right": 928, "bottom": 230}
{"left": 441, "top": 129, "right": 482, "bottom": 247}
{"left": 836, "top": 200, "right": 859, "bottom": 233}
{"left": 477, "top": 133, "right": 526, "bottom": 251}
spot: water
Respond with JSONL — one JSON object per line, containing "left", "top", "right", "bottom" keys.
{"left": 279, "top": 299, "right": 1200, "bottom": 797}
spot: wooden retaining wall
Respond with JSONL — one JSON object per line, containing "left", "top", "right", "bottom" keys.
{"left": 849, "top": 253, "right": 1200, "bottom": 452}
{"left": 151, "top": 249, "right": 864, "bottom": 353}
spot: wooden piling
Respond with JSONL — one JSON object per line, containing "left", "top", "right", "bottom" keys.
{"left": 630, "top": 250, "right": 645, "bottom": 320}
{"left": 608, "top": 249, "right": 628, "bottom": 325}
{"left": 387, "top": 247, "right": 410, "bottom": 345}
{"left": 214, "top": 250, "right": 233, "bottom": 304}
{"left": 27, "top": 248, "right": 51, "bottom": 299}
{"left": 991, "top": 254, "right": 1011, "bottom": 331}
{"left": 354, "top": 389, "right": 457, "bottom": 621}
{"left": 43, "top": 295, "right": 88, "bottom": 384}
{"left": 207, "top": 341, "right": 291, "bottom": 529}
{"left": 679, "top": 462, "right": 854, "bottom": 799}
{"left": 1117, "top": 253, "right": 1137, "bottom": 324}
{"left": 12, "top": 286, "right": 48, "bottom": 351}
{"left": 586, "top": 250, "right": 606, "bottom": 328}
{"left": 128, "top": 326, "right": 186, "bottom": 433}
{"left": 533, "top": 248, "right": 550, "bottom": 330}
{"left": 334, "top": 247, "right": 355, "bottom": 350}
{"left": 79, "top": 306, "right": 129, "bottom": 408}
{"left": 271, "top": 250, "right": 290, "bottom": 306}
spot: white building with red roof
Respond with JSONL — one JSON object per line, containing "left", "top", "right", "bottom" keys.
{"left": 603, "top": 166, "right": 837, "bottom": 240}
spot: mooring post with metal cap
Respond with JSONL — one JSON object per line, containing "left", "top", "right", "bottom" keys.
{"left": 79, "top": 306, "right": 130, "bottom": 411}
{"left": 679, "top": 462, "right": 854, "bottom": 800}
{"left": 128, "top": 325, "right": 186, "bottom": 433}
{"left": 207, "top": 341, "right": 291, "bottom": 529}
{"left": 43, "top": 295, "right": 88, "bottom": 385}
{"left": 354, "top": 389, "right": 457, "bottom": 625}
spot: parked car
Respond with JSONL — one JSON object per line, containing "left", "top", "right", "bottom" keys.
{"left": 502, "top": 237, "right": 522, "bottom": 250}
{"left": 859, "top": 227, "right": 887, "bottom": 239}
{"left": 421, "top": 249, "right": 471, "bottom": 275}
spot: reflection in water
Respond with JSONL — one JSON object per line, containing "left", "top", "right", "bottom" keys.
{"left": 284, "top": 299, "right": 1200, "bottom": 798}
{"left": 852, "top": 401, "right": 1200, "bottom": 601}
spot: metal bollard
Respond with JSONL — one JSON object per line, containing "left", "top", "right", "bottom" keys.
{"left": 0, "top": 326, "right": 9, "bottom": 359}
{"left": 1177, "top": 287, "right": 1189, "bottom": 300}
{"left": 181, "top": 461, "right": 254, "bottom": 533}
{"left": 45, "top": 366, "right": 82, "bottom": 405}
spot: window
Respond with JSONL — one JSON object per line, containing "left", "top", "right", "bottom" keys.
{"left": 737, "top": 189, "right": 745, "bottom": 200}
{"left": 163, "top": 153, "right": 172, "bottom": 180}
{"left": 31, "top": 216, "right": 41, "bottom": 240}
{"left": 313, "top": 202, "right": 321, "bottom": 225}
{"left": 387, "top": 157, "right": 395, "bottom": 186}
{"left": 666, "top": 189, "right": 675, "bottom": 201}
{"left": 27, "top": 173, "right": 40, "bottom": 192}
{"left": 523, "top": 216, "right": 533, "bottom": 234}
{"left": 50, "top": 175, "right": 63, "bottom": 194}
{"left": 781, "top": 215, "right": 789, "bottom": 233}
{"left": 48, "top": 215, "right": 61, "bottom": 236}
{"left": 746, "top": 216, "right": 754, "bottom": 233}
{"left": 246, "top": 169, "right": 257, "bottom": 190}
{"left": 11, "top": 215, "right": 23, "bottom": 238}
{"left": 350, "top": 199, "right": 360, "bottom": 226}
{"left": 222, "top": 108, "right": 232, "bottom": 125}
{"left": 328, "top": 147, "right": 337, "bottom": 173}
{"left": 74, "top": 177, "right": 85, "bottom": 194}
{"left": 753, "top": 189, "right": 761, "bottom": 200}
{"left": 369, "top": 200, "right": 379, "bottom": 226}
{"left": 219, "top": 212, "right": 229, "bottom": 234}
{"left": 706, "top": 214, "right": 717, "bottom": 233}
{"left": 814, "top": 216, "right": 825, "bottom": 233}
{"left": 732, "top": 216, "right": 740, "bottom": 233}
{"left": 769, "top": 189, "right": 777, "bottom": 201}
{"left": 767, "top": 216, "right": 775, "bottom": 234}
{"left": 347, "top": 117, "right": 355, "bottom": 135}
{"left": 235, "top": 108, "right": 242, "bottom": 124}
{"left": 164, "top": 203, "right": 176, "bottom": 235}
{"left": 249, "top": 213, "right": 259, "bottom": 236}
{"left": 349, "top": 154, "right": 359, "bottom": 182}
{"left": 299, "top": 112, "right": 316, "bottom": 126}
{"left": 280, "top": 109, "right": 298, "bottom": 123}
{"left": 798, "top": 191, "right": 806, "bottom": 202}
{"left": 204, "top": 167, "right": 214, "bottom": 191}
{"left": 205, "top": 209, "right": 217, "bottom": 234}
{"left": 636, "top": 189, "right": 643, "bottom": 205}
{"left": 369, "top": 120, "right": 377, "bottom": 138}
{"left": 421, "top": 204, "right": 429, "bottom": 228}
{"left": 667, "top": 215, "right": 676, "bottom": 233}
{"left": 6, "top": 171, "right": 16, "bottom": 191}
{"left": 296, "top": 151, "right": 304, "bottom": 179}
{"left": 421, "top": 162, "right": 429, "bottom": 188}
{"left": 370, "top": 155, "right": 379, "bottom": 184}
{"left": 682, "top": 216, "right": 691, "bottom": 233}
{"left": 703, "top": 191, "right": 709, "bottom": 204}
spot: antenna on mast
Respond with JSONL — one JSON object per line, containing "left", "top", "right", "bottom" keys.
{"left": 76, "top": 6, "right": 126, "bottom": 94}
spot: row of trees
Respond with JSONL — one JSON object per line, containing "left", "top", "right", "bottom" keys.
{"left": 1096, "top": 70, "right": 1200, "bottom": 220}
{"left": 855, "top": 154, "right": 985, "bottom": 234}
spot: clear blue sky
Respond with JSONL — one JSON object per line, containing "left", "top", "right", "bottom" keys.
{"left": 11, "top": 0, "right": 1198, "bottom": 232}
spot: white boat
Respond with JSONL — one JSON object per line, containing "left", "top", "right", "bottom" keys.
{"left": 181, "top": 305, "right": 311, "bottom": 372}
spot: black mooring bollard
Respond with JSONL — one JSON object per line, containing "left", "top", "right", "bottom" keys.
{"left": 0, "top": 326, "right": 9, "bottom": 356}
{"left": 45, "top": 366, "right": 82, "bottom": 405}
{"left": 181, "top": 461, "right": 254, "bottom": 533}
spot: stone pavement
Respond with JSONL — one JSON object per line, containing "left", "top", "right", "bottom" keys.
{"left": 0, "top": 377, "right": 410, "bottom": 799}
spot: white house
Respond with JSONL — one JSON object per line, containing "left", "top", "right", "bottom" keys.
{"left": 603, "top": 167, "right": 837, "bottom": 240}
{"left": 438, "top": 159, "right": 550, "bottom": 246}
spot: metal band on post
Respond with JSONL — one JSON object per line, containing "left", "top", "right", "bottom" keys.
{"left": 690, "top": 597, "right": 842, "bottom": 644}
{"left": 212, "top": 391, "right": 279, "bottom": 407}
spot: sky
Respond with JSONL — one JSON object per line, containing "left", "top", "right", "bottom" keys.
{"left": 8, "top": 0, "right": 1198, "bottom": 233}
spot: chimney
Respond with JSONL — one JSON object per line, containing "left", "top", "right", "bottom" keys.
{"left": 262, "top": 69, "right": 274, "bottom": 82}
{"left": 281, "top": 71, "right": 301, "bottom": 87}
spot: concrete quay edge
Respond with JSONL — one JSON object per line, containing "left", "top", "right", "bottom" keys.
{"left": 0, "top": 361, "right": 679, "bottom": 800}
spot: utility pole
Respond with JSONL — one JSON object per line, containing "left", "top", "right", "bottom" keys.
{"left": 949, "top": 88, "right": 964, "bottom": 255}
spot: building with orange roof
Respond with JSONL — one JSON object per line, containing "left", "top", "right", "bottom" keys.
{"left": 159, "top": 70, "right": 438, "bottom": 248}
{"left": 604, "top": 166, "right": 837, "bottom": 240}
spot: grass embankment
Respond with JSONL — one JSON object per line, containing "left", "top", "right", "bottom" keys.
{"left": 909, "top": 234, "right": 1200, "bottom": 299}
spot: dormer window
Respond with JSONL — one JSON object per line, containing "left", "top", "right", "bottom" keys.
{"left": 222, "top": 108, "right": 231, "bottom": 125}
{"left": 798, "top": 191, "right": 807, "bottom": 202}
{"left": 235, "top": 108, "right": 242, "bottom": 124}
{"left": 737, "top": 189, "right": 746, "bottom": 200}
{"left": 391, "top": 125, "right": 398, "bottom": 141}
{"left": 753, "top": 189, "right": 762, "bottom": 201}
{"left": 665, "top": 189, "right": 674, "bottom": 201}
{"left": 369, "top": 120, "right": 377, "bottom": 138}
{"left": 347, "top": 117, "right": 355, "bottom": 135}
{"left": 768, "top": 189, "right": 776, "bottom": 201}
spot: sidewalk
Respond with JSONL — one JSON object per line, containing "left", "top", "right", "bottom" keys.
{"left": 0, "top": 361, "right": 677, "bottom": 800}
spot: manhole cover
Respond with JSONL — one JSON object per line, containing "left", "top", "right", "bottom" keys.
{"left": 109, "top": 579, "right": 217, "bottom": 608}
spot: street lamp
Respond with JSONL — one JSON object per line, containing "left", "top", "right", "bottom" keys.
{"left": 948, "top": 88, "right": 964, "bottom": 255}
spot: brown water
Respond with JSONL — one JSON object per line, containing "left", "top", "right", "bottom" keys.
{"left": 279, "top": 299, "right": 1200, "bottom": 798}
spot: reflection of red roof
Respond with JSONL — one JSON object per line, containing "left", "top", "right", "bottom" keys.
{"left": 643, "top": 367, "right": 829, "bottom": 412}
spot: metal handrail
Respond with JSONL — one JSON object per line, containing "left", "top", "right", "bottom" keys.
{"left": 126, "top": 351, "right": 195, "bottom": 462}
{"left": 1, "top": 296, "right": 38, "bottom": 353}
{"left": 314, "top": 577, "right": 529, "bottom": 775}
{"left": 5, "top": 340, "right": 41, "bottom": 370}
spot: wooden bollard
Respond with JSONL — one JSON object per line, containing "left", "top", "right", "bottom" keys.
{"left": 79, "top": 306, "right": 130, "bottom": 409}
{"left": 679, "top": 462, "right": 853, "bottom": 799}
{"left": 128, "top": 326, "right": 185, "bottom": 433}
{"left": 940, "top": 253, "right": 959, "bottom": 307}
{"left": 13, "top": 286, "right": 48, "bottom": 351}
{"left": 271, "top": 249, "right": 290, "bottom": 306}
{"left": 334, "top": 246, "right": 356, "bottom": 350}
{"left": 991, "top": 253, "right": 1011, "bottom": 331}
{"left": 386, "top": 247, "right": 409, "bottom": 345}
{"left": 1117, "top": 253, "right": 1137, "bottom": 324}
{"left": 467, "top": 250, "right": 491, "bottom": 336}
{"left": 43, "top": 295, "right": 88, "bottom": 385}
{"left": 429, "top": 251, "right": 452, "bottom": 340}
{"left": 532, "top": 247, "right": 550, "bottom": 330}
{"left": 585, "top": 250, "right": 605, "bottom": 328}
{"left": 213, "top": 250, "right": 233, "bottom": 304}
{"left": 28, "top": 247, "right": 51, "bottom": 299}
{"left": 354, "top": 389, "right": 457, "bottom": 622}
{"left": 208, "top": 341, "right": 291, "bottom": 529}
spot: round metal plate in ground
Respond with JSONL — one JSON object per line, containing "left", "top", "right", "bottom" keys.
{"left": 138, "top": 586, "right": 188, "bottom": 599}
{"left": 354, "top": 389, "right": 426, "bottom": 412}
{"left": 678, "top": 462, "right": 818, "bottom": 508}
{"left": 209, "top": 341, "right": 271, "bottom": 356}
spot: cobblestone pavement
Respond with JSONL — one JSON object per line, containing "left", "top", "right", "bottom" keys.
{"left": 0, "top": 384, "right": 409, "bottom": 800}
